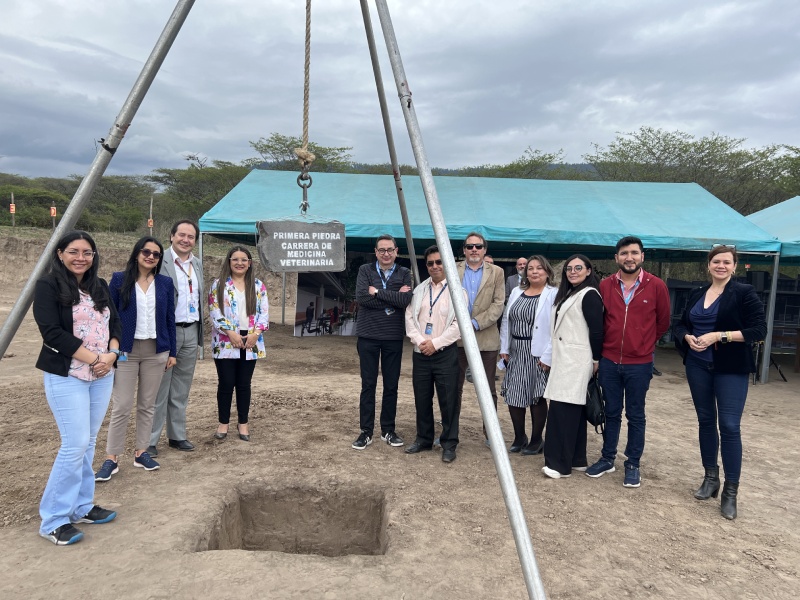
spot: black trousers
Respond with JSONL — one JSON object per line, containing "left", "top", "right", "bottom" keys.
{"left": 412, "top": 345, "right": 460, "bottom": 450}
{"left": 357, "top": 337, "right": 404, "bottom": 436}
{"left": 457, "top": 347, "right": 498, "bottom": 437}
{"left": 543, "top": 400, "right": 588, "bottom": 475}
{"left": 214, "top": 344, "right": 257, "bottom": 425}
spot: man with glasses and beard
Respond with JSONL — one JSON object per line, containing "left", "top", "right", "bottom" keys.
{"left": 585, "top": 235, "right": 670, "bottom": 488}
{"left": 456, "top": 232, "right": 506, "bottom": 446}
{"left": 352, "top": 235, "right": 413, "bottom": 451}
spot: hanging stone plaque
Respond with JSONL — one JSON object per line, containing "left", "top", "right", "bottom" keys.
{"left": 257, "top": 220, "right": 346, "bottom": 272}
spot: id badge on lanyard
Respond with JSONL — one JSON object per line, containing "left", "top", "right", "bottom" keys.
{"left": 378, "top": 264, "right": 396, "bottom": 315}
{"left": 176, "top": 259, "right": 197, "bottom": 314}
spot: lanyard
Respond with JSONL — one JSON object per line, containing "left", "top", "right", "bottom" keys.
{"left": 175, "top": 259, "right": 194, "bottom": 294}
{"left": 376, "top": 262, "right": 396, "bottom": 289}
{"left": 428, "top": 282, "right": 448, "bottom": 317}
{"left": 619, "top": 277, "right": 639, "bottom": 305}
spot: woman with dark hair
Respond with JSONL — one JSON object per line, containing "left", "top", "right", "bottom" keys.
{"left": 540, "top": 254, "right": 604, "bottom": 479}
{"left": 208, "top": 246, "right": 269, "bottom": 441}
{"left": 674, "top": 244, "right": 766, "bottom": 520}
{"left": 499, "top": 255, "right": 557, "bottom": 455}
{"left": 33, "top": 231, "right": 121, "bottom": 545}
{"left": 95, "top": 237, "right": 177, "bottom": 482}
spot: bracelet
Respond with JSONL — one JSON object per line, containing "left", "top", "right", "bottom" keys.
{"left": 90, "top": 355, "right": 100, "bottom": 366}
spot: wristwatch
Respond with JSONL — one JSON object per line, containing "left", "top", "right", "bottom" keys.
{"left": 720, "top": 332, "right": 729, "bottom": 343}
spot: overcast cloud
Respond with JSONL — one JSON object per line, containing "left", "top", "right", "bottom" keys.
{"left": 1, "top": 0, "right": 798, "bottom": 178}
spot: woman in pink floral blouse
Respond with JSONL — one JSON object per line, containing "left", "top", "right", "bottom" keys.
{"left": 33, "top": 231, "right": 122, "bottom": 546}
{"left": 208, "top": 246, "right": 269, "bottom": 441}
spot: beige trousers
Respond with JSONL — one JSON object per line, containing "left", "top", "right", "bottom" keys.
{"left": 106, "top": 339, "right": 169, "bottom": 456}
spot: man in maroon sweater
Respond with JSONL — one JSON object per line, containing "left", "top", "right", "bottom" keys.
{"left": 586, "top": 236, "right": 670, "bottom": 488}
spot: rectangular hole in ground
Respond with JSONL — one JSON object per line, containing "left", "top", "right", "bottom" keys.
{"left": 199, "top": 482, "right": 387, "bottom": 557}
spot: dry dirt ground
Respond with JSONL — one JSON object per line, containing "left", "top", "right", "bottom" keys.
{"left": 0, "top": 233, "right": 798, "bottom": 599}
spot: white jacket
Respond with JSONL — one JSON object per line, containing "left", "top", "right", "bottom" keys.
{"left": 543, "top": 287, "right": 600, "bottom": 405}
{"left": 500, "top": 285, "right": 557, "bottom": 365}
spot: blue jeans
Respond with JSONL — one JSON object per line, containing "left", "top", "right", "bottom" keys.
{"left": 598, "top": 357, "right": 652, "bottom": 468}
{"left": 40, "top": 372, "right": 114, "bottom": 535}
{"left": 684, "top": 354, "right": 749, "bottom": 483}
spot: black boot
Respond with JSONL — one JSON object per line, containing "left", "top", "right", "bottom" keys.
{"left": 720, "top": 481, "right": 739, "bottom": 520}
{"left": 694, "top": 466, "right": 720, "bottom": 500}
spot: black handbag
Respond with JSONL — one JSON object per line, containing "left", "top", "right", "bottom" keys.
{"left": 586, "top": 374, "right": 605, "bottom": 434}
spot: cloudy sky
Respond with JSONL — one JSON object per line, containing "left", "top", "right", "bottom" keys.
{"left": 1, "top": 0, "right": 798, "bottom": 178}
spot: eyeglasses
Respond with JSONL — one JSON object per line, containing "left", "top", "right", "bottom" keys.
{"left": 426, "top": 259, "right": 443, "bottom": 266}
{"left": 711, "top": 244, "right": 736, "bottom": 250}
{"left": 464, "top": 244, "right": 484, "bottom": 250}
{"left": 565, "top": 265, "right": 584, "bottom": 273}
{"left": 140, "top": 249, "right": 162, "bottom": 259}
{"left": 64, "top": 250, "right": 95, "bottom": 259}
{"left": 376, "top": 248, "right": 396, "bottom": 255}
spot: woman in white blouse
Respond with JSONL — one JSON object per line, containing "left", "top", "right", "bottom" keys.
{"left": 96, "top": 237, "right": 177, "bottom": 482}
{"left": 209, "top": 246, "right": 270, "bottom": 442}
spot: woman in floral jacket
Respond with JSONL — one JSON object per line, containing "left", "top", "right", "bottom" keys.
{"left": 208, "top": 246, "right": 269, "bottom": 441}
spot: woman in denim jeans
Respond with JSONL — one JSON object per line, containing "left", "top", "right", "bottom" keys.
{"left": 33, "top": 231, "right": 122, "bottom": 545}
{"left": 674, "top": 245, "right": 766, "bottom": 520}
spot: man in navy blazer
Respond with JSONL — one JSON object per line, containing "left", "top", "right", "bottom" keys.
{"left": 148, "top": 221, "right": 204, "bottom": 454}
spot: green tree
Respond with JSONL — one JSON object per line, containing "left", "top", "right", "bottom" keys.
{"left": 0, "top": 185, "right": 70, "bottom": 227}
{"left": 775, "top": 145, "right": 800, "bottom": 200}
{"left": 454, "top": 148, "right": 589, "bottom": 180}
{"left": 583, "top": 127, "right": 786, "bottom": 214}
{"left": 247, "top": 133, "right": 354, "bottom": 172}
{"left": 146, "top": 160, "right": 250, "bottom": 232}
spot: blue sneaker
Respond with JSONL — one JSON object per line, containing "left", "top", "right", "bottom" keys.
{"left": 586, "top": 458, "right": 616, "bottom": 478}
{"left": 623, "top": 464, "right": 641, "bottom": 488}
{"left": 133, "top": 452, "right": 160, "bottom": 471}
{"left": 41, "top": 523, "right": 84, "bottom": 546}
{"left": 74, "top": 505, "right": 117, "bottom": 524}
{"left": 95, "top": 459, "right": 119, "bottom": 482}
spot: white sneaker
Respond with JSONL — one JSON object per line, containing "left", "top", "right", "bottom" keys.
{"left": 542, "top": 466, "right": 570, "bottom": 479}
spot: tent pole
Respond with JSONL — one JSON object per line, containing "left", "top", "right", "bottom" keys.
{"left": 0, "top": 0, "right": 196, "bottom": 361}
{"left": 282, "top": 272, "right": 287, "bottom": 325}
{"left": 759, "top": 253, "right": 780, "bottom": 383}
{"left": 372, "top": 2, "right": 546, "bottom": 599}
{"left": 359, "top": 0, "right": 420, "bottom": 287}
{"left": 198, "top": 230, "right": 205, "bottom": 359}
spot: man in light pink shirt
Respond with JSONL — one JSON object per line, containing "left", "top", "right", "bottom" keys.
{"left": 404, "top": 246, "right": 463, "bottom": 463}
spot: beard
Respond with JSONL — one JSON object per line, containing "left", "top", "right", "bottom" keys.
{"left": 618, "top": 262, "right": 642, "bottom": 274}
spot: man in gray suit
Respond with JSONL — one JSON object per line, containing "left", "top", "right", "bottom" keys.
{"left": 147, "top": 220, "right": 203, "bottom": 454}
{"left": 505, "top": 257, "right": 527, "bottom": 300}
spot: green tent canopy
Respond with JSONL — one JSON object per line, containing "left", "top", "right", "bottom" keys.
{"left": 199, "top": 170, "right": 781, "bottom": 261}
{"left": 747, "top": 196, "right": 800, "bottom": 263}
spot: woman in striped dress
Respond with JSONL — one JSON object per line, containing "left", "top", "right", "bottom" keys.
{"left": 499, "top": 256, "right": 558, "bottom": 455}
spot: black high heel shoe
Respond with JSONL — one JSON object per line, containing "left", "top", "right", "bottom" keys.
{"left": 509, "top": 435, "right": 528, "bottom": 453}
{"left": 214, "top": 426, "right": 228, "bottom": 440}
{"left": 237, "top": 424, "right": 250, "bottom": 442}
{"left": 694, "top": 466, "right": 720, "bottom": 500}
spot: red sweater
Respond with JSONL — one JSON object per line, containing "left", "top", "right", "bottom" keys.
{"left": 599, "top": 269, "right": 671, "bottom": 364}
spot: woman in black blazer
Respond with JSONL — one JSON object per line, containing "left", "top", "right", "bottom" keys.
{"left": 95, "top": 236, "right": 177, "bottom": 482}
{"left": 674, "top": 245, "right": 767, "bottom": 520}
{"left": 33, "top": 231, "right": 122, "bottom": 546}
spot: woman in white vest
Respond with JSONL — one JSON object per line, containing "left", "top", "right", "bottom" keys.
{"left": 541, "top": 254, "right": 604, "bottom": 479}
